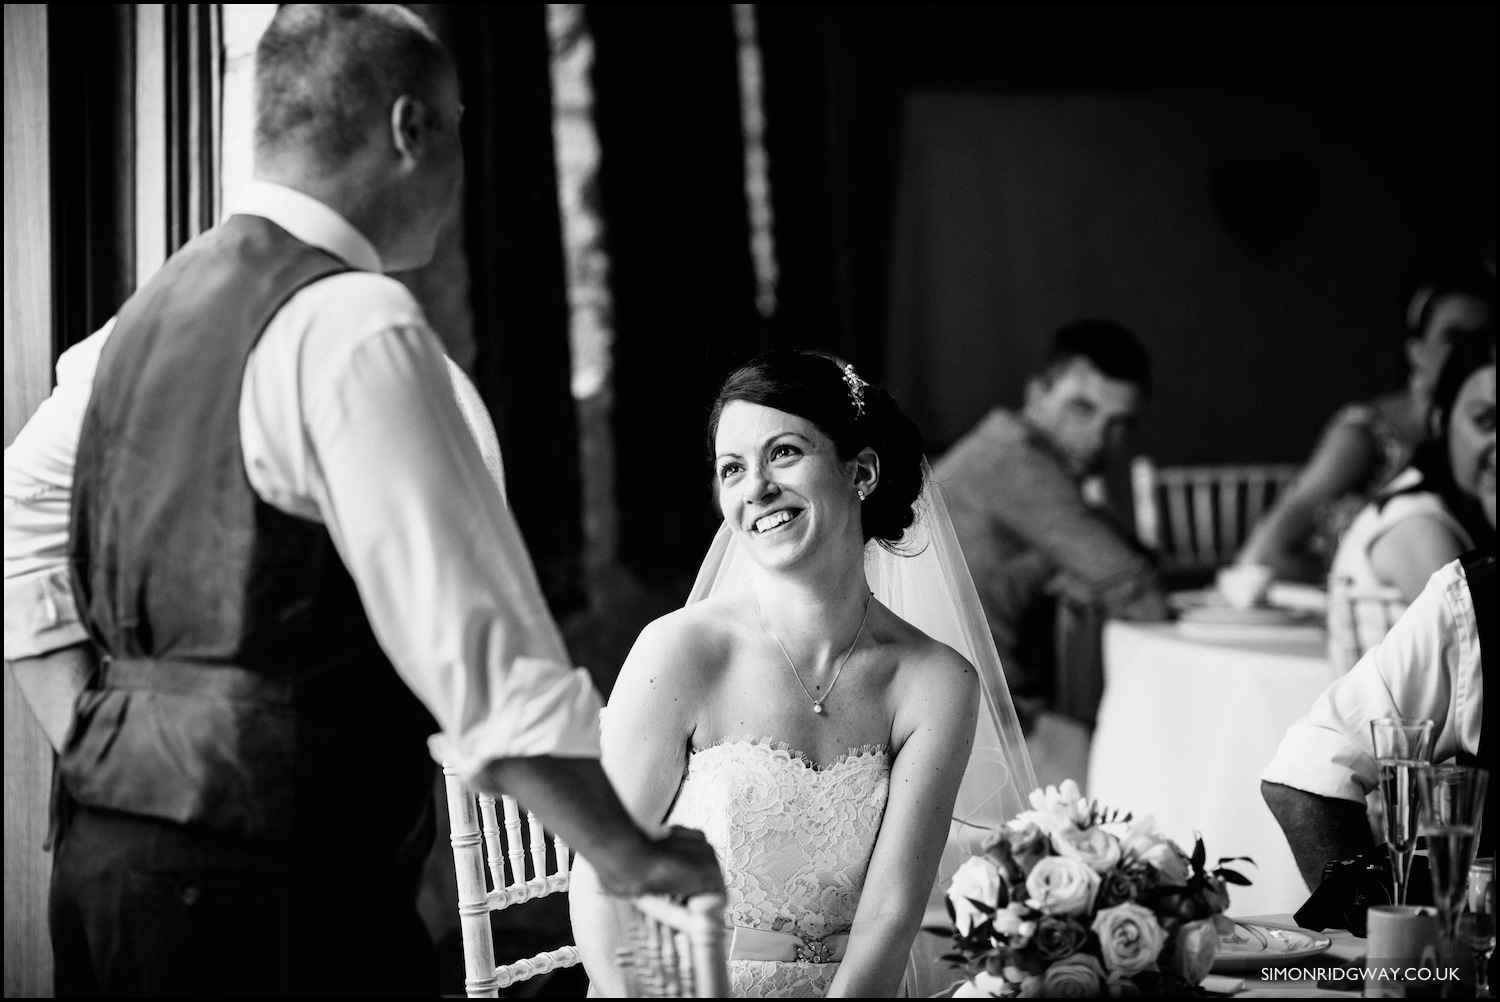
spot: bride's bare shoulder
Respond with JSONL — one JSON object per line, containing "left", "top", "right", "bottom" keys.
{"left": 881, "top": 609, "right": 979, "bottom": 700}
{"left": 617, "top": 592, "right": 746, "bottom": 688}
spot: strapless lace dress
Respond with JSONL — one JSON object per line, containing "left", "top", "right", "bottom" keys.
{"left": 666, "top": 738, "right": 891, "bottom": 998}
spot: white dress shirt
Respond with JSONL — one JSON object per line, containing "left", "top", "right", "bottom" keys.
{"left": 1260, "top": 556, "right": 1482, "bottom": 803}
{"left": 3, "top": 181, "right": 600, "bottom": 780}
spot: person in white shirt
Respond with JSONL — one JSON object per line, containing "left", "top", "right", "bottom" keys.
{"left": 1260, "top": 549, "right": 1492, "bottom": 888}
{"left": 4, "top": 5, "right": 719, "bottom": 996}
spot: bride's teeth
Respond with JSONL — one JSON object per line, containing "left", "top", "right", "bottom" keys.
{"left": 755, "top": 510, "right": 794, "bottom": 532}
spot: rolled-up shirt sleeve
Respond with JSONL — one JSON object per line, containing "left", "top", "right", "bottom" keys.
{"left": 1260, "top": 559, "right": 1471, "bottom": 803}
{"left": 4, "top": 322, "right": 113, "bottom": 660}
{"left": 291, "top": 294, "right": 601, "bottom": 780}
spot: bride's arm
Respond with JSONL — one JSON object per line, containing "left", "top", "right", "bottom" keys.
{"left": 569, "top": 615, "right": 706, "bottom": 996}
{"left": 828, "top": 645, "right": 979, "bottom": 998}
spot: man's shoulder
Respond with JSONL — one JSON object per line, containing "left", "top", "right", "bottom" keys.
{"left": 935, "top": 408, "right": 1029, "bottom": 471}
{"left": 277, "top": 271, "right": 430, "bottom": 348}
{"left": 933, "top": 407, "right": 1067, "bottom": 492}
{"left": 294, "top": 270, "right": 422, "bottom": 315}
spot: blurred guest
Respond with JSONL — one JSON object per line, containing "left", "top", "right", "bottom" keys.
{"left": 1261, "top": 545, "right": 1493, "bottom": 888}
{"left": 932, "top": 320, "right": 1168, "bottom": 788}
{"left": 1326, "top": 327, "right": 1496, "bottom": 670}
{"left": 1233, "top": 250, "right": 1494, "bottom": 582}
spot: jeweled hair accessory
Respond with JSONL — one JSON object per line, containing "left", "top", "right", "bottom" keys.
{"left": 842, "top": 363, "right": 869, "bottom": 418}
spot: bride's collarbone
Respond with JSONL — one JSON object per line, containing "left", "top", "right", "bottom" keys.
{"left": 694, "top": 687, "right": 894, "bottom": 770}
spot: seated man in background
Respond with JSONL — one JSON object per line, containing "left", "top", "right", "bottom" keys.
{"left": 1260, "top": 546, "right": 1493, "bottom": 889}
{"left": 932, "top": 319, "right": 1169, "bottom": 788}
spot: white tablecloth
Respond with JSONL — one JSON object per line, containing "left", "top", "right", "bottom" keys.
{"left": 1088, "top": 619, "right": 1342, "bottom": 917}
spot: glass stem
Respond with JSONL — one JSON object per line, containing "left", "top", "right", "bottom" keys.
{"left": 1393, "top": 849, "right": 1413, "bottom": 906}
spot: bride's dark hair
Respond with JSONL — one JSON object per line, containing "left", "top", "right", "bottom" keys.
{"left": 708, "top": 349, "right": 925, "bottom": 549}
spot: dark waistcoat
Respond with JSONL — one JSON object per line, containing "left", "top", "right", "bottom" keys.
{"left": 65, "top": 215, "right": 438, "bottom": 883}
{"left": 1457, "top": 549, "right": 1493, "bottom": 855}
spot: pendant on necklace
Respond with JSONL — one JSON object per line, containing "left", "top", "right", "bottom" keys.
{"left": 812, "top": 701, "right": 825, "bottom": 715}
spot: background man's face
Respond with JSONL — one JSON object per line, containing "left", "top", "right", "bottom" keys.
{"left": 1023, "top": 357, "right": 1143, "bottom": 479}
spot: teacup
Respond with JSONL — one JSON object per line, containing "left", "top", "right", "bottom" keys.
{"left": 1216, "top": 563, "right": 1274, "bottom": 610}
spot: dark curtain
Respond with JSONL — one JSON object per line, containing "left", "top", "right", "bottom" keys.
{"left": 449, "top": 5, "right": 585, "bottom": 615}
{"left": 49, "top": 4, "right": 137, "bottom": 354}
{"left": 588, "top": 4, "right": 763, "bottom": 584}
{"left": 51, "top": 4, "right": 224, "bottom": 358}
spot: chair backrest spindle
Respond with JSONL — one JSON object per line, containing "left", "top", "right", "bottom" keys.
{"left": 527, "top": 810, "right": 548, "bottom": 885}
{"left": 501, "top": 795, "right": 526, "bottom": 885}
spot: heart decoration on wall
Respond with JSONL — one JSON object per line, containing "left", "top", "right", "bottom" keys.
{"left": 1211, "top": 153, "right": 1321, "bottom": 262}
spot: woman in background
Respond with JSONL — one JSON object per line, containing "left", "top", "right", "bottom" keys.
{"left": 1326, "top": 326, "right": 1495, "bottom": 670}
{"left": 1234, "top": 251, "right": 1493, "bottom": 582}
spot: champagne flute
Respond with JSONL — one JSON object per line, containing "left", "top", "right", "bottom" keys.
{"left": 1371, "top": 718, "right": 1435, "bottom": 906}
{"left": 1415, "top": 764, "right": 1489, "bottom": 995}
{"left": 1461, "top": 857, "right": 1495, "bottom": 998}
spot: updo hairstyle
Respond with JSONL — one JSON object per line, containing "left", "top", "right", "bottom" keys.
{"left": 1401, "top": 243, "right": 1495, "bottom": 344}
{"left": 708, "top": 350, "right": 925, "bottom": 549}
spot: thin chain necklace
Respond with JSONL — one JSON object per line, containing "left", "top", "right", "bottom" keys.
{"left": 758, "top": 590, "right": 873, "bottom": 716}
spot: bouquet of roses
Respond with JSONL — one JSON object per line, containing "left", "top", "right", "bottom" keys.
{"left": 940, "top": 780, "right": 1251, "bottom": 998}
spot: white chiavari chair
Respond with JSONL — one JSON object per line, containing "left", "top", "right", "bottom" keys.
{"left": 1326, "top": 574, "right": 1408, "bottom": 673}
{"left": 614, "top": 893, "right": 730, "bottom": 998}
{"left": 1131, "top": 456, "right": 1300, "bottom": 573}
{"left": 442, "top": 764, "right": 580, "bottom": 997}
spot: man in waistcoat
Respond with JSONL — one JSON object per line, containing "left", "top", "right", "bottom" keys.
{"left": 3, "top": 5, "right": 720, "bottom": 996}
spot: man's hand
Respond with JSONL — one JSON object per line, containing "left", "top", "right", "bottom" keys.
{"left": 597, "top": 824, "right": 725, "bottom": 900}
{"left": 479, "top": 755, "right": 724, "bottom": 899}
{"left": 7, "top": 643, "right": 96, "bottom": 752}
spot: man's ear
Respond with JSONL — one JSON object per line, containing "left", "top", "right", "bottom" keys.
{"left": 1024, "top": 375, "right": 1047, "bottom": 411}
{"left": 1405, "top": 336, "right": 1426, "bottom": 375}
{"left": 853, "top": 447, "right": 880, "bottom": 498}
{"left": 390, "top": 94, "right": 427, "bottom": 164}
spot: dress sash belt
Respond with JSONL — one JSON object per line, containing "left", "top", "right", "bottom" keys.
{"left": 728, "top": 927, "right": 850, "bottom": 964}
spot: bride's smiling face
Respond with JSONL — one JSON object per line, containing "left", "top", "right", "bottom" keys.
{"left": 714, "top": 400, "right": 862, "bottom": 570}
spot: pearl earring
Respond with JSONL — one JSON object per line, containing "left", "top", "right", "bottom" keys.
{"left": 857, "top": 488, "right": 866, "bottom": 502}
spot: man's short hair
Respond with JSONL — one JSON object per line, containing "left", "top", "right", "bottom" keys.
{"left": 1039, "top": 319, "right": 1153, "bottom": 397}
{"left": 255, "top": 4, "right": 448, "bottom": 171}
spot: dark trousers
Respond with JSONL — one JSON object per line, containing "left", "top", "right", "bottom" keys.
{"left": 50, "top": 805, "right": 437, "bottom": 997}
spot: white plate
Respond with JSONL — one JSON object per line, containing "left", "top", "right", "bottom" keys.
{"left": 1266, "top": 582, "right": 1329, "bottom": 614}
{"left": 1212, "top": 921, "right": 1333, "bottom": 973}
{"left": 1179, "top": 605, "right": 1312, "bottom": 627}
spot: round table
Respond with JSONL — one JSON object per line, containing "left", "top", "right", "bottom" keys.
{"left": 1088, "top": 618, "right": 1341, "bottom": 916}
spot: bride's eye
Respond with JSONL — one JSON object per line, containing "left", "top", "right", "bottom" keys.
{"left": 717, "top": 461, "right": 743, "bottom": 481}
{"left": 770, "top": 443, "right": 800, "bottom": 462}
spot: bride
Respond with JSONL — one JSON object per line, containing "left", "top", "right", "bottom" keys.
{"left": 570, "top": 351, "right": 1034, "bottom": 997}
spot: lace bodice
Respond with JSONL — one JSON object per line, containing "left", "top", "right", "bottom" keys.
{"left": 667, "top": 738, "right": 891, "bottom": 998}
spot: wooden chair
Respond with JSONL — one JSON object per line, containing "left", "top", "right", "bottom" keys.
{"left": 442, "top": 765, "right": 580, "bottom": 997}
{"left": 1131, "top": 456, "right": 1300, "bottom": 573}
{"left": 1326, "top": 575, "right": 1407, "bottom": 673}
{"left": 614, "top": 893, "right": 731, "bottom": 998}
